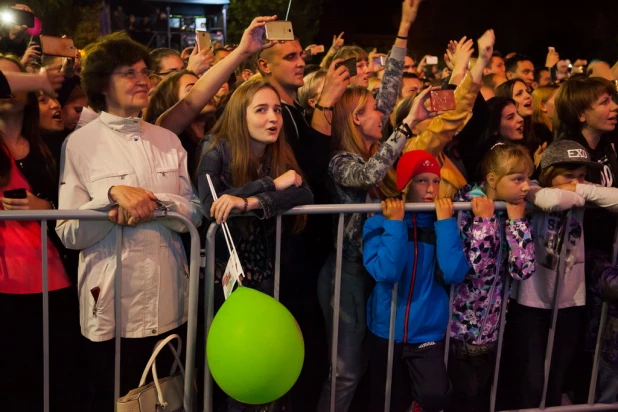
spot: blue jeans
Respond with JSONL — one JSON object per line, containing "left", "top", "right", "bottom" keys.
{"left": 596, "top": 358, "right": 618, "bottom": 403}
{"left": 316, "top": 253, "right": 373, "bottom": 412}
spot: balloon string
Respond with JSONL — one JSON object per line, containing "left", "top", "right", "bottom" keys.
{"left": 206, "top": 174, "right": 243, "bottom": 286}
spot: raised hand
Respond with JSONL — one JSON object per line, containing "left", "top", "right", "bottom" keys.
{"left": 545, "top": 49, "right": 560, "bottom": 68}
{"left": 316, "top": 58, "right": 351, "bottom": 108}
{"left": 452, "top": 36, "right": 474, "bottom": 71}
{"left": 187, "top": 45, "right": 215, "bottom": 75}
{"left": 477, "top": 29, "right": 495, "bottom": 62}
{"left": 20, "top": 43, "right": 40, "bottom": 65}
{"left": 237, "top": 15, "right": 278, "bottom": 56}
{"left": 329, "top": 32, "right": 345, "bottom": 53}
{"left": 404, "top": 86, "right": 444, "bottom": 126}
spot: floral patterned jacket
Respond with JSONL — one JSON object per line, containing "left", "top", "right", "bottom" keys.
{"left": 450, "top": 184, "right": 536, "bottom": 344}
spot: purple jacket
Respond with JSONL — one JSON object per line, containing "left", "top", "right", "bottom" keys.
{"left": 451, "top": 184, "right": 536, "bottom": 344}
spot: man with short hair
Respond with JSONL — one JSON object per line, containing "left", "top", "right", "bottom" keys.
{"left": 483, "top": 52, "right": 505, "bottom": 76}
{"left": 533, "top": 67, "right": 551, "bottom": 89}
{"left": 404, "top": 54, "right": 417, "bottom": 73}
{"left": 506, "top": 54, "right": 535, "bottom": 90}
{"left": 400, "top": 72, "right": 423, "bottom": 98}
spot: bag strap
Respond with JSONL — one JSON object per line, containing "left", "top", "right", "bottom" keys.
{"left": 138, "top": 334, "right": 184, "bottom": 386}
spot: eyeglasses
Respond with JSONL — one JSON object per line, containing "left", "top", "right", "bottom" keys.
{"left": 113, "top": 68, "right": 154, "bottom": 80}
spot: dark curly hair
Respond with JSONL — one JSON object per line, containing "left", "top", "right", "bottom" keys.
{"left": 81, "top": 36, "right": 152, "bottom": 113}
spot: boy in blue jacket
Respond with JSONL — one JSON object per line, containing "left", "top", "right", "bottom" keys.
{"left": 363, "top": 150, "right": 470, "bottom": 412}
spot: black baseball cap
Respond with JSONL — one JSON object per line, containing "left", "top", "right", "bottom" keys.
{"left": 540, "top": 140, "right": 603, "bottom": 170}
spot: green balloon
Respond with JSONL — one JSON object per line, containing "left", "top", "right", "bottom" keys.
{"left": 207, "top": 286, "right": 305, "bottom": 405}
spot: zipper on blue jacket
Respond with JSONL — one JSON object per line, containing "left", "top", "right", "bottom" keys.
{"left": 403, "top": 214, "right": 419, "bottom": 344}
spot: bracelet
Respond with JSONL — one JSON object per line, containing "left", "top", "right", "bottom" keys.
{"left": 395, "top": 122, "right": 414, "bottom": 139}
{"left": 396, "top": 35, "right": 408, "bottom": 40}
{"left": 315, "top": 102, "right": 334, "bottom": 111}
{"left": 242, "top": 197, "right": 248, "bottom": 214}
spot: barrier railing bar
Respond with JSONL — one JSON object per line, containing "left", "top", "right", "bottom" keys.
{"left": 41, "top": 219, "right": 50, "bottom": 412}
{"left": 587, "top": 222, "right": 618, "bottom": 405}
{"left": 114, "top": 226, "right": 123, "bottom": 411}
{"left": 276, "top": 202, "right": 505, "bottom": 216}
{"left": 204, "top": 223, "right": 219, "bottom": 412}
{"left": 181, "top": 213, "right": 202, "bottom": 411}
{"left": 444, "top": 211, "right": 463, "bottom": 366}
{"left": 329, "top": 213, "right": 345, "bottom": 412}
{"left": 499, "top": 404, "right": 618, "bottom": 412}
{"left": 0, "top": 210, "right": 199, "bottom": 412}
{"left": 385, "top": 283, "right": 398, "bottom": 412}
{"left": 541, "top": 210, "right": 573, "bottom": 409}
{"left": 275, "top": 215, "right": 282, "bottom": 301}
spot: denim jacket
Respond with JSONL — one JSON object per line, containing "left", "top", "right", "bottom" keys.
{"left": 196, "top": 135, "right": 314, "bottom": 284}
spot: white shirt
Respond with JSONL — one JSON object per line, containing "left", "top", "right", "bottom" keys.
{"left": 56, "top": 111, "right": 203, "bottom": 341}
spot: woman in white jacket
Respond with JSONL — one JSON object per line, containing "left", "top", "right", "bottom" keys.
{"left": 56, "top": 35, "right": 202, "bottom": 411}
{"left": 500, "top": 140, "right": 618, "bottom": 409}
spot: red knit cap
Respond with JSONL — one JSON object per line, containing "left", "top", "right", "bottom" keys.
{"left": 396, "top": 150, "right": 441, "bottom": 191}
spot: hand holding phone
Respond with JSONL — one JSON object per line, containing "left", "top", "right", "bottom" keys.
{"left": 336, "top": 57, "right": 357, "bottom": 77}
{"left": 429, "top": 89, "right": 456, "bottom": 111}
{"left": 196, "top": 30, "right": 211, "bottom": 52}
{"left": 426, "top": 56, "right": 439, "bottom": 65}
{"left": 39, "top": 35, "right": 76, "bottom": 58}
{"left": 265, "top": 21, "right": 294, "bottom": 41}
{"left": 3, "top": 188, "right": 27, "bottom": 199}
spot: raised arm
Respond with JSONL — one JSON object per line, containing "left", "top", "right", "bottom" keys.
{"left": 156, "top": 16, "right": 278, "bottom": 136}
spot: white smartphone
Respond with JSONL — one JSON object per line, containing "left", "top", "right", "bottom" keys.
{"left": 265, "top": 21, "right": 295, "bottom": 41}
{"left": 196, "top": 30, "right": 211, "bottom": 52}
{"left": 311, "top": 45, "right": 325, "bottom": 54}
{"left": 426, "top": 56, "right": 438, "bottom": 65}
{"left": 548, "top": 46, "right": 555, "bottom": 52}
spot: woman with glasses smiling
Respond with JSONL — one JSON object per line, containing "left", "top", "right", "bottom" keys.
{"left": 56, "top": 35, "right": 202, "bottom": 411}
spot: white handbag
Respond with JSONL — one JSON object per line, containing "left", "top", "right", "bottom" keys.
{"left": 117, "top": 334, "right": 186, "bottom": 412}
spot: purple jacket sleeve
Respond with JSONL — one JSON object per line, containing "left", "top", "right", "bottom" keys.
{"left": 460, "top": 211, "right": 500, "bottom": 279}
{"left": 505, "top": 218, "right": 535, "bottom": 280}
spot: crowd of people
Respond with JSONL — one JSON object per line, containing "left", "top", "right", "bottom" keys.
{"left": 2, "top": 1, "right": 618, "bottom": 411}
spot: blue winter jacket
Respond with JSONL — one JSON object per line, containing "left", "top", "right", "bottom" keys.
{"left": 363, "top": 212, "right": 470, "bottom": 344}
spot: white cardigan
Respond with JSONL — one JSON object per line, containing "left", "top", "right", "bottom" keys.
{"left": 56, "top": 111, "right": 203, "bottom": 341}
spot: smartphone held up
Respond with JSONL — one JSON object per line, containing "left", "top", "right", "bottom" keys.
{"left": 265, "top": 21, "right": 295, "bottom": 41}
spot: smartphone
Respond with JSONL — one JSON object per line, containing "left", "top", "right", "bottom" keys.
{"left": 336, "top": 57, "right": 357, "bottom": 77}
{"left": 429, "top": 89, "right": 456, "bottom": 111}
{"left": 196, "top": 30, "right": 211, "bottom": 52}
{"left": 3, "top": 188, "right": 27, "bottom": 199}
{"left": 373, "top": 56, "right": 386, "bottom": 66}
{"left": 426, "top": 56, "right": 439, "bottom": 65}
{"left": 5, "top": 8, "right": 35, "bottom": 28}
{"left": 311, "top": 45, "right": 325, "bottom": 54}
{"left": 39, "top": 35, "right": 76, "bottom": 58}
{"left": 265, "top": 21, "right": 294, "bottom": 41}
{"left": 548, "top": 46, "right": 555, "bottom": 52}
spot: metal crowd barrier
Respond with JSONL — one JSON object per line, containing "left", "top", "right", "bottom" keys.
{"left": 203, "top": 203, "right": 618, "bottom": 412}
{"left": 0, "top": 210, "right": 201, "bottom": 412}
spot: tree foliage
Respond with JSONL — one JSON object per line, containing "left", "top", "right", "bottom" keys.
{"left": 227, "top": 0, "right": 323, "bottom": 46}
{"left": 12, "top": 0, "right": 100, "bottom": 48}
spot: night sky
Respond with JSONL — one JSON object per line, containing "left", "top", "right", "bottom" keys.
{"left": 317, "top": 0, "right": 618, "bottom": 67}
{"left": 127, "top": 0, "right": 618, "bottom": 67}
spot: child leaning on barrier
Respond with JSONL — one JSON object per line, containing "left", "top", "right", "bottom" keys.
{"left": 447, "top": 142, "right": 536, "bottom": 412}
{"left": 500, "top": 140, "right": 618, "bottom": 409}
{"left": 362, "top": 150, "right": 470, "bottom": 412}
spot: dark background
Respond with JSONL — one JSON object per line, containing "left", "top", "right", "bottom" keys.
{"left": 317, "top": 0, "right": 618, "bottom": 66}
{"left": 124, "top": 0, "right": 618, "bottom": 66}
